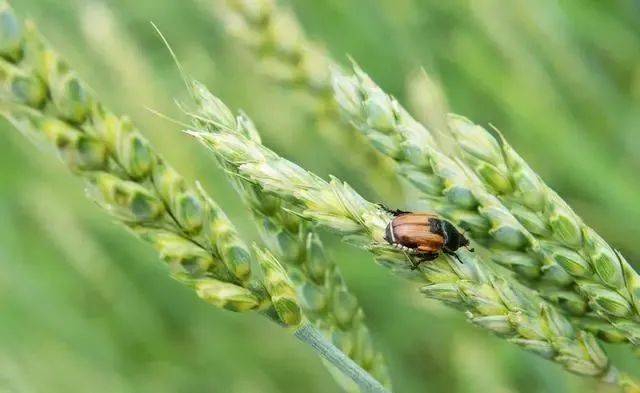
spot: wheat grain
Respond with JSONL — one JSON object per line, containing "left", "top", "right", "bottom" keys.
{"left": 186, "top": 97, "right": 639, "bottom": 391}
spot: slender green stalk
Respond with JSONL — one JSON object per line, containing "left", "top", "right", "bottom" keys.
{"left": 186, "top": 96, "right": 640, "bottom": 391}
{"left": 187, "top": 80, "right": 391, "bottom": 390}
{"left": 294, "top": 323, "right": 388, "bottom": 393}
{"left": 209, "top": 0, "right": 398, "bottom": 196}
{"left": 331, "top": 64, "right": 640, "bottom": 347}
{"left": 0, "top": 5, "right": 389, "bottom": 391}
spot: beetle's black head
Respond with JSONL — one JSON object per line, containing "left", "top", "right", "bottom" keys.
{"left": 442, "top": 220, "right": 473, "bottom": 253}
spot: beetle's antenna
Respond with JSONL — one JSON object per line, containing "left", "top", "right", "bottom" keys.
{"left": 459, "top": 231, "right": 474, "bottom": 253}
{"left": 450, "top": 252, "right": 464, "bottom": 264}
{"left": 377, "top": 203, "right": 410, "bottom": 217}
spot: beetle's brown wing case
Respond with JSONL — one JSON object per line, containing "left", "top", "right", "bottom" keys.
{"left": 417, "top": 244, "right": 441, "bottom": 254}
{"left": 405, "top": 231, "right": 444, "bottom": 252}
{"left": 393, "top": 214, "right": 444, "bottom": 253}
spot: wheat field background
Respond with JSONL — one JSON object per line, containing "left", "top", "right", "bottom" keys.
{"left": 1, "top": 1, "right": 639, "bottom": 392}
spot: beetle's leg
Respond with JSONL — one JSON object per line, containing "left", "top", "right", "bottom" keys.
{"left": 445, "top": 250, "right": 464, "bottom": 264}
{"left": 377, "top": 203, "right": 410, "bottom": 217}
{"left": 411, "top": 252, "right": 439, "bottom": 270}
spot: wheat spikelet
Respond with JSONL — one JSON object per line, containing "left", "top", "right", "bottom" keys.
{"left": 210, "top": 0, "right": 640, "bottom": 347}
{"left": 447, "top": 114, "right": 640, "bottom": 340}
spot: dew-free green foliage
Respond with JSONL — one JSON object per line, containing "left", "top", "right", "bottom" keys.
{"left": 187, "top": 98, "right": 638, "bottom": 390}
{"left": 3, "top": 0, "right": 640, "bottom": 392}
{"left": 187, "top": 80, "right": 391, "bottom": 390}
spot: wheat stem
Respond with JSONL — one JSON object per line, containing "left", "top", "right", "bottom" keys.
{"left": 294, "top": 323, "right": 389, "bottom": 393}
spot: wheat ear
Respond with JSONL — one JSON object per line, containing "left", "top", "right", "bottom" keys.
{"left": 331, "top": 64, "right": 640, "bottom": 348}
{"left": 0, "top": 5, "right": 390, "bottom": 392}
{"left": 447, "top": 113, "right": 640, "bottom": 339}
{"left": 211, "top": 0, "right": 640, "bottom": 345}
{"left": 186, "top": 80, "right": 391, "bottom": 390}
{"left": 186, "top": 98, "right": 639, "bottom": 392}
{"left": 0, "top": 7, "right": 293, "bottom": 324}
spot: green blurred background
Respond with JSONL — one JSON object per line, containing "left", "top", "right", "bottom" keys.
{"left": 1, "top": 0, "right": 639, "bottom": 392}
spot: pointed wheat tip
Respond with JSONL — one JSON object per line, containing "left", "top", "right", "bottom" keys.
{"left": 349, "top": 60, "right": 375, "bottom": 88}
{"left": 445, "top": 113, "right": 474, "bottom": 131}
{"left": 151, "top": 21, "right": 193, "bottom": 96}
{"left": 486, "top": 123, "right": 506, "bottom": 146}
{"left": 183, "top": 129, "right": 205, "bottom": 138}
{"left": 145, "top": 106, "right": 192, "bottom": 129}
{"left": 331, "top": 70, "right": 362, "bottom": 116}
{"left": 346, "top": 54, "right": 361, "bottom": 71}
{"left": 193, "top": 180, "right": 207, "bottom": 195}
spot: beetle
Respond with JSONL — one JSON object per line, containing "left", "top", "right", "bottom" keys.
{"left": 381, "top": 206, "right": 474, "bottom": 269}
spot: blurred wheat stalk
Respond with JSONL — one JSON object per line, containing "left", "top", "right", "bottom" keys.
{"left": 207, "top": 0, "right": 400, "bottom": 197}
{"left": 0, "top": 4, "right": 388, "bottom": 392}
